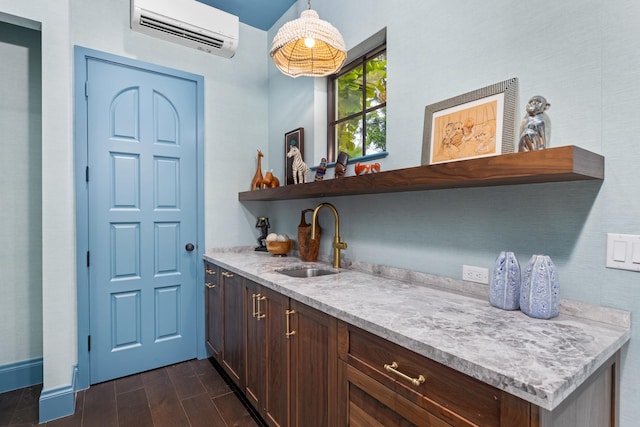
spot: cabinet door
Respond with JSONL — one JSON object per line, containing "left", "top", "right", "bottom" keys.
{"left": 221, "top": 270, "right": 245, "bottom": 388}
{"left": 245, "top": 280, "right": 266, "bottom": 411}
{"left": 339, "top": 360, "right": 453, "bottom": 427}
{"left": 204, "top": 263, "right": 222, "bottom": 360}
{"left": 289, "top": 300, "right": 338, "bottom": 427}
{"left": 263, "top": 287, "right": 289, "bottom": 427}
{"left": 245, "top": 281, "right": 290, "bottom": 427}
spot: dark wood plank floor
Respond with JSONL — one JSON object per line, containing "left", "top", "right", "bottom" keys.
{"left": 0, "top": 359, "right": 261, "bottom": 427}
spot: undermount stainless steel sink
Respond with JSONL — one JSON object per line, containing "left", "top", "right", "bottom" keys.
{"left": 277, "top": 267, "right": 339, "bottom": 278}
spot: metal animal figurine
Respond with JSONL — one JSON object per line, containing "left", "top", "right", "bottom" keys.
{"left": 518, "top": 96, "right": 551, "bottom": 152}
{"left": 254, "top": 217, "right": 270, "bottom": 251}
{"left": 286, "top": 145, "right": 309, "bottom": 184}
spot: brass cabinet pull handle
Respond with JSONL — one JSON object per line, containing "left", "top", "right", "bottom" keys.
{"left": 256, "top": 295, "right": 266, "bottom": 320}
{"left": 221, "top": 271, "right": 234, "bottom": 278}
{"left": 251, "top": 294, "right": 257, "bottom": 318}
{"left": 384, "top": 362, "right": 426, "bottom": 386}
{"left": 285, "top": 309, "right": 296, "bottom": 338}
{"left": 205, "top": 269, "right": 216, "bottom": 275}
{"left": 205, "top": 282, "right": 216, "bottom": 289}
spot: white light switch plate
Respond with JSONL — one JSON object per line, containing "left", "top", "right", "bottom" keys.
{"left": 606, "top": 233, "right": 640, "bottom": 272}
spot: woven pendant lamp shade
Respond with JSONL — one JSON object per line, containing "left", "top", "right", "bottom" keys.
{"left": 270, "top": 8, "right": 346, "bottom": 78}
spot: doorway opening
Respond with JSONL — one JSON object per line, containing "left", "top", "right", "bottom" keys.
{"left": 0, "top": 19, "right": 43, "bottom": 394}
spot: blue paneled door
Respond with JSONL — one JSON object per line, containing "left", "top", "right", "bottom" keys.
{"left": 86, "top": 58, "right": 198, "bottom": 383}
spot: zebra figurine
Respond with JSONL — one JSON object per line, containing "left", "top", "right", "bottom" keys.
{"left": 287, "top": 145, "right": 309, "bottom": 184}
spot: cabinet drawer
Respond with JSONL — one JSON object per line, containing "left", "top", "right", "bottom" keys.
{"left": 340, "top": 360, "right": 453, "bottom": 427}
{"left": 341, "top": 324, "right": 502, "bottom": 427}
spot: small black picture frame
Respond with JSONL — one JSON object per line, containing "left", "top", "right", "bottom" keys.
{"left": 284, "top": 128, "right": 304, "bottom": 185}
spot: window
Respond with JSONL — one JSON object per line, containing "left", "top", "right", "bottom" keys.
{"left": 328, "top": 42, "right": 387, "bottom": 163}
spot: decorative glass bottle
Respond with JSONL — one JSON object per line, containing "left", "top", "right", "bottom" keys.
{"left": 519, "top": 255, "right": 560, "bottom": 319}
{"left": 489, "top": 251, "right": 521, "bottom": 310}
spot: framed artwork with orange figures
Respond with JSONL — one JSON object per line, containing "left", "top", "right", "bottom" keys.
{"left": 422, "top": 78, "right": 518, "bottom": 165}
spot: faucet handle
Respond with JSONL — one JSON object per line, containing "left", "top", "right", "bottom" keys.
{"left": 334, "top": 239, "right": 347, "bottom": 250}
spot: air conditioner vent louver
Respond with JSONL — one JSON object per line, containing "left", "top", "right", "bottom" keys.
{"left": 139, "top": 15, "right": 224, "bottom": 49}
{"left": 131, "top": 0, "right": 238, "bottom": 58}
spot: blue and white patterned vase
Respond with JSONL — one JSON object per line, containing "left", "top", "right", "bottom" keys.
{"left": 519, "top": 255, "right": 560, "bottom": 319}
{"left": 489, "top": 251, "right": 521, "bottom": 310}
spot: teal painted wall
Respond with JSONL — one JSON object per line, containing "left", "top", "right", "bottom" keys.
{"left": 260, "top": 1, "right": 640, "bottom": 425}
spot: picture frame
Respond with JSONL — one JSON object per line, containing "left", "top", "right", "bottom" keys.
{"left": 284, "top": 127, "right": 304, "bottom": 185}
{"left": 421, "top": 77, "right": 518, "bottom": 165}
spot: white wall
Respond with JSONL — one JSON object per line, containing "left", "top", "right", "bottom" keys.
{"left": 262, "top": 0, "right": 640, "bottom": 425}
{"left": 0, "top": 21, "right": 42, "bottom": 367}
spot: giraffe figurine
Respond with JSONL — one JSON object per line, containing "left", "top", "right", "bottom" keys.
{"left": 251, "top": 150, "right": 264, "bottom": 190}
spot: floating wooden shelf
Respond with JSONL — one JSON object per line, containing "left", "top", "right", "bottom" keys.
{"left": 238, "top": 145, "right": 604, "bottom": 202}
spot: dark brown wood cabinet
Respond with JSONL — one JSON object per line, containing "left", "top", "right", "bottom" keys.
{"left": 205, "top": 261, "right": 617, "bottom": 427}
{"left": 206, "top": 262, "right": 337, "bottom": 427}
{"left": 339, "top": 360, "right": 453, "bottom": 427}
{"left": 221, "top": 268, "right": 245, "bottom": 388}
{"left": 337, "top": 322, "right": 532, "bottom": 427}
{"left": 288, "top": 299, "right": 338, "bottom": 427}
{"left": 245, "top": 281, "right": 290, "bottom": 427}
{"left": 262, "top": 286, "right": 290, "bottom": 427}
{"left": 204, "top": 262, "right": 222, "bottom": 361}
{"left": 244, "top": 279, "right": 266, "bottom": 413}
{"left": 245, "top": 281, "right": 337, "bottom": 427}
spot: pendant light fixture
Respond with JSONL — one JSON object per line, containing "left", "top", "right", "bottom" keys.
{"left": 270, "top": 0, "right": 346, "bottom": 78}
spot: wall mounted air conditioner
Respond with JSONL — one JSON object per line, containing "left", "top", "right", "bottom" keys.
{"left": 131, "top": 0, "right": 239, "bottom": 58}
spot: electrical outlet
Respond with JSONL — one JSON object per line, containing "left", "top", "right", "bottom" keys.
{"left": 462, "top": 265, "right": 489, "bottom": 284}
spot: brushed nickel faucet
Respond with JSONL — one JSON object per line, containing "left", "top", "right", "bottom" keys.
{"left": 311, "top": 202, "right": 347, "bottom": 269}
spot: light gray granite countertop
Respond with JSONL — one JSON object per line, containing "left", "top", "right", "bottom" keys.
{"left": 203, "top": 249, "right": 631, "bottom": 411}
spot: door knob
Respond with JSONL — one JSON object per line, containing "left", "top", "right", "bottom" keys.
{"left": 185, "top": 243, "right": 195, "bottom": 252}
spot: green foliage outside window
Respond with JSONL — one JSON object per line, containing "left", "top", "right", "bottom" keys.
{"left": 333, "top": 50, "right": 386, "bottom": 160}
